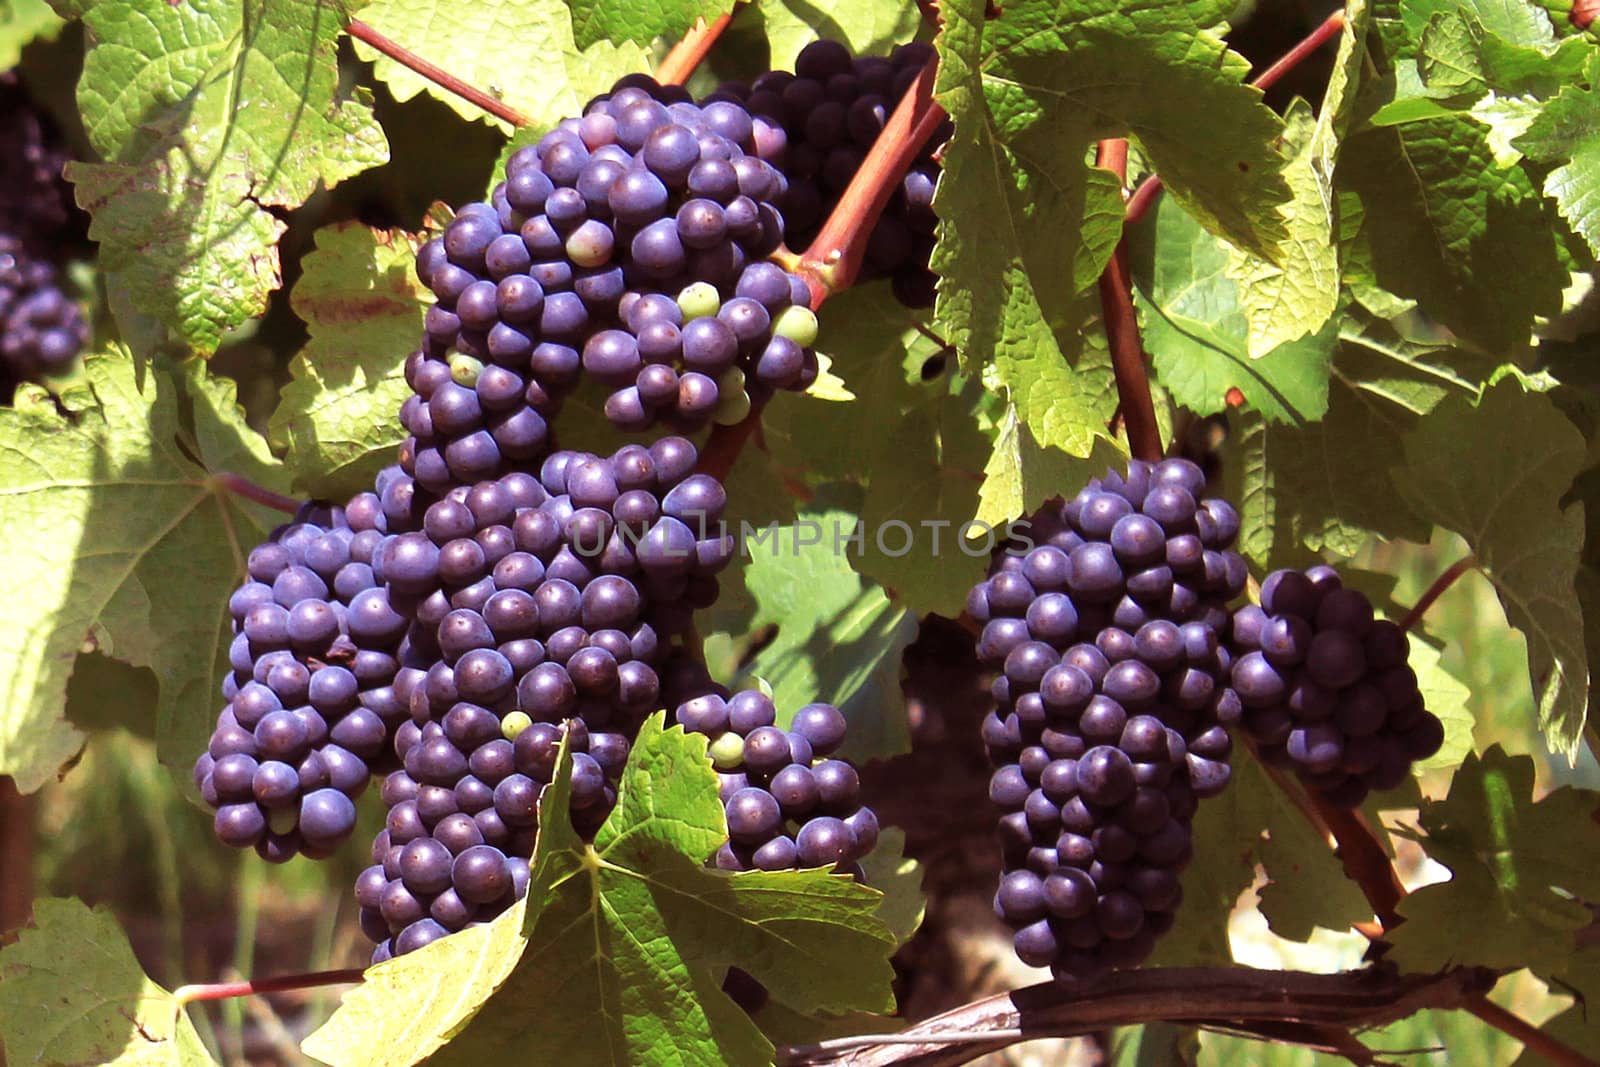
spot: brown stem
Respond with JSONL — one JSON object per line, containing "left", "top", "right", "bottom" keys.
{"left": 210, "top": 472, "right": 303, "bottom": 516}
{"left": 1124, "top": 10, "right": 1347, "bottom": 228}
{"left": 1467, "top": 996, "right": 1600, "bottom": 1067}
{"left": 774, "top": 965, "right": 1499, "bottom": 1067}
{"left": 656, "top": 5, "right": 745, "bottom": 86}
{"left": 1315, "top": 803, "right": 1406, "bottom": 931}
{"left": 1094, "top": 140, "right": 1163, "bottom": 463}
{"left": 797, "top": 57, "right": 945, "bottom": 300}
{"left": 172, "top": 968, "right": 366, "bottom": 1006}
{"left": 346, "top": 20, "right": 530, "bottom": 127}
{"left": 697, "top": 398, "right": 768, "bottom": 482}
{"left": 0, "top": 777, "right": 34, "bottom": 945}
{"left": 1398, "top": 555, "right": 1478, "bottom": 633}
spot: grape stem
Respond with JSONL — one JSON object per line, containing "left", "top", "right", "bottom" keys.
{"left": 0, "top": 777, "right": 32, "bottom": 944}
{"left": 656, "top": 4, "right": 747, "bottom": 86}
{"left": 210, "top": 472, "right": 303, "bottom": 516}
{"left": 1125, "top": 10, "right": 1346, "bottom": 226}
{"left": 1094, "top": 140, "right": 1164, "bottom": 464}
{"left": 698, "top": 54, "right": 946, "bottom": 482}
{"left": 1398, "top": 555, "right": 1478, "bottom": 633}
{"left": 797, "top": 56, "right": 945, "bottom": 303}
{"left": 172, "top": 967, "right": 365, "bottom": 1006}
{"left": 345, "top": 20, "right": 530, "bottom": 127}
{"left": 773, "top": 964, "right": 1514, "bottom": 1067}
{"left": 1468, "top": 996, "right": 1600, "bottom": 1067}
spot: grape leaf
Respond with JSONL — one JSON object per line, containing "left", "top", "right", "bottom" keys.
{"left": 755, "top": 0, "right": 921, "bottom": 73}
{"left": 974, "top": 406, "right": 1126, "bottom": 531}
{"left": 1395, "top": 379, "right": 1590, "bottom": 753}
{"left": 1407, "top": 634, "right": 1474, "bottom": 772}
{"left": 1515, "top": 77, "right": 1600, "bottom": 261}
{"left": 568, "top": 0, "right": 728, "bottom": 49}
{"left": 1336, "top": 114, "right": 1566, "bottom": 355}
{"left": 1129, "top": 194, "right": 1337, "bottom": 425}
{"left": 1229, "top": 313, "right": 1493, "bottom": 568}
{"left": 736, "top": 498, "right": 918, "bottom": 761}
{"left": 351, "top": 0, "right": 650, "bottom": 130}
{"left": 0, "top": 353, "right": 290, "bottom": 792}
{"left": 1224, "top": 0, "right": 1369, "bottom": 359}
{"left": 0, "top": 897, "right": 216, "bottom": 1066}
{"left": 0, "top": 0, "right": 64, "bottom": 68}
{"left": 270, "top": 222, "right": 431, "bottom": 498}
{"left": 859, "top": 827, "right": 925, "bottom": 948}
{"left": 65, "top": 0, "right": 388, "bottom": 354}
{"left": 1153, "top": 752, "right": 1369, "bottom": 964}
{"left": 1517, "top": 947, "right": 1600, "bottom": 1065}
{"left": 1389, "top": 746, "right": 1600, "bottom": 972}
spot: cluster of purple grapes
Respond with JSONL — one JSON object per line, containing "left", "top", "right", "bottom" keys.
{"left": 673, "top": 690, "right": 878, "bottom": 874}
{"left": 967, "top": 458, "right": 1248, "bottom": 979}
{"left": 710, "top": 40, "right": 945, "bottom": 308}
{"left": 402, "top": 81, "right": 822, "bottom": 484}
{"left": 193, "top": 478, "right": 427, "bottom": 861}
{"left": 0, "top": 75, "right": 88, "bottom": 398}
{"left": 1230, "top": 568, "right": 1444, "bottom": 807}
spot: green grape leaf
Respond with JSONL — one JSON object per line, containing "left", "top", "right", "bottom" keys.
{"left": 0, "top": 0, "right": 64, "bottom": 68}
{"left": 859, "top": 827, "right": 925, "bottom": 948}
{"left": 270, "top": 223, "right": 431, "bottom": 498}
{"left": 1408, "top": 634, "right": 1475, "bottom": 772}
{"left": 1515, "top": 79, "right": 1600, "bottom": 261}
{"left": 568, "top": 0, "right": 728, "bottom": 49}
{"left": 0, "top": 897, "right": 217, "bottom": 1066}
{"left": 974, "top": 406, "right": 1126, "bottom": 530}
{"left": 66, "top": 0, "right": 388, "bottom": 355}
{"left": 736, "top": 498, "right": 918, "bottom": 761}
{"left": 0, "top": 353, "right": 289, "bottom": 792}
{"left": 1129, "top": 195, "right": 1336, "bottom": 425}
{"left": 1153, "top": 752, "right": 1370, "bottom": 964}
{"left": 755, "top": 0, "right": 921, "bottom": 72}
{"left": 1389, "top": 746, "right": 1600, "bottom": 972}
{"left": 352, "top": 0, "right": 649, "bottom": 129}
{"left": 1337, "top": 115, "right": 1566, "bottom": 355}
{"left": 1517, "top": 947, "right": 1600, "bottom": 1065}
{"left": 1229, "top": 313, "right": 1494, "bottom": 567}
{"left": 1395, "top": 379, "right": 1590, "bottom": 753}
{"left": 1225, "top": 0, "right": 1368, "bottom": 359}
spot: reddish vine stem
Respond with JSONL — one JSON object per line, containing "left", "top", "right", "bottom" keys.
{"left": 346, "top": 20, "right": 530, "bottom": 127}
{"left": 1094, "top": 140, "right": 1164, "bottom": 463}
{"left": 1315, "top": 803, "right": 1406, "bottom": 931}
{"left": 699, "top": 55, "right": 945, "bottom": 481}
{"left": 657, "top": 4, "right": 746, "bottom": 86}
{"left": 0, "top": 777, "right": 33, "bottom": 944}
{"left": 1398, "top": 555, "right": 1478, "bottom": 633}
{"left": 798, "top": 56, "right": 945, "bottom": 301}
{"left": 1467, "top": 996, "right": 1600, "bottom": 1067}
{"left": 173, "top": 968, "right": 366, "bottom": 1006}
{"left": 210, "top": 473, "right": 303, "bottom": 516}
{"left": 1124, "top": 9, "right": 1346, "bottom": 227}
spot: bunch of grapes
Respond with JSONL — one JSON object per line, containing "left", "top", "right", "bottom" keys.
{"left": 402, "top": 83, "right": 821, "bottom": 486}
{"left": 967, "top": 458, "right": 1247, "bottom": 978}
{"left": 710, "top": 40, "right": 945, "bottom": 308}
{"left": 193, "top": 477, "right": 427, "bottom": 862}
{"left": 0, "top": 75, "right": 88, "bottom": 398}
{"left": 1229, "top": 567, "right": 1445, "bottom": 807}
{"left": 674, "top": 690, "right": 878, "bottom": 874}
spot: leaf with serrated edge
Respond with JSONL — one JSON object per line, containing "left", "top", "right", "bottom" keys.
{"left": 0, "top": 353, "right": 290, "bottom": 792}
{"left": 0, "top": 0, "right": 63, "bottom": 68}
{"left": 569, "top": 0, "right": 727, "bottom": 49}
{"left": 417, "top": 718, "right": 895, "bottom": 1067}
{"left": 1225, "top": 0, "right": 1367, "bottom": 358}
{"left": 352, "top": 0, "right": 649, "bottom": 129}
{"left": 1389, "top": 746, "right": 1600, "bottom": 972}
{"left": 0, "top": 898, "right": 217, "bottom": 1066}
{"left": 1395, "top": 380, "right": 1589, "bottom": 754}
{"left": 67, "top": 0, "right": 388, "bottom": 354}
{"left": 271, "top": 223, "right": 431, "bottom": 498}
{"left": 1515, "top": 79, "right": 1600, "bottom": 261}
{"left": 756, "top": 0, "right": 921, "bottom": 72}
{"left": 975, "top": 405, "right": 1126, "bottom": 530}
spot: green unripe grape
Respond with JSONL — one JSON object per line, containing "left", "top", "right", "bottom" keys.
{"left": 712, "top": 385, "right": 752, "bottom": 426}
{"left": 501, "top": 711, "right": 533, "bottom": 740}
{"left": 565, "top": 220, "right": 614, "bottom": 268}
{"left": 450, "top": 354, "right": 484, "bottom": 387}
{"left": 709, "top": 730, "right": 746, "bottom": 770}
{"left": 268, "top": 807, "right": 299, "bottom": 835}
{"left": 677, "top": 281, "right": 721, "bottom": 320}
{"left": 772, "top": 305, "right": 818, "bottom": 347}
